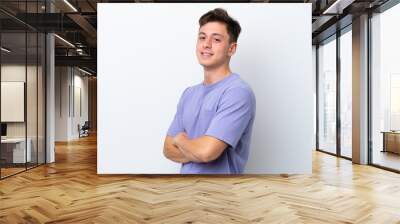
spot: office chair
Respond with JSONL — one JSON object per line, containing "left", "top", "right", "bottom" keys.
{"left": 79, "top": 121, "right": 90, "bottom": 138}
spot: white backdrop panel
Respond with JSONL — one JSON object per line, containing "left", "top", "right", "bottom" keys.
{"left": 98, "top": 3, "right": 313, "bottom": 174}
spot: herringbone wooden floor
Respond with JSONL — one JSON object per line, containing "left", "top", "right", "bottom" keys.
{"left": 1, "top": 134, "right": 400, "bottom": 224}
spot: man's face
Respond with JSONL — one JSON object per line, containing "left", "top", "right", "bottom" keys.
{"left": 196, "top": 22, "right": 237, "bottom": 69}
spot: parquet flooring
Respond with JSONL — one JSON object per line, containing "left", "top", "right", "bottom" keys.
{"left": 1, "top": 134, "right": 400, "bottom": 223}
{"left": 1, "top": 167, "right": 26, "bottom": 178}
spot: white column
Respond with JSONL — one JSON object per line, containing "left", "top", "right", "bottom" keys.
{"left": 45, "top": 0, "right": 56, "bottom": 163}
{"left": 352, "top": 14, "right": 369, "bottom": 164}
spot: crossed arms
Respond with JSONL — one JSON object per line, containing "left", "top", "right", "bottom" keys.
{"left": 163, "top": 133, "right": 228, "bottom": 163}
{"left": 164, "top": 86, "right": 254, "bottom": 164}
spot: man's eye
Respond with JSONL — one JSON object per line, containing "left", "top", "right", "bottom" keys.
{"left": 199, "top": 36, "right": 205, "bottom": 40}
{"left": 214, "top": 39, "right": 221, "bottom": 42}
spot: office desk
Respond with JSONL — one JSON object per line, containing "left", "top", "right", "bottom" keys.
{"left": 1, "top": 138, "right": 32, "bottom": 163}
{"left": 382, "top": 131, "right": 400, "bottom": 154}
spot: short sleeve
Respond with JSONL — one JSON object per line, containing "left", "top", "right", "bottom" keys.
{"left": 167, "top": 88, "right": 189, "bottom": 137}
{"left": 205, "top": 87, "right": 255, "bottom": 148}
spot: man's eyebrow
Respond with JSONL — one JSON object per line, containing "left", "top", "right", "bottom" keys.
{"left": 198, "top": 32, "right": 224, "bottom": 37}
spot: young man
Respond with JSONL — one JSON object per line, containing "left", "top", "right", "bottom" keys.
{"left": 163, "top": 8, "right": 256, "bottom": 174}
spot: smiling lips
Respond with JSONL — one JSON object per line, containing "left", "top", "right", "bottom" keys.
{"left": 201, "top": 51, "right": 214, "bottom": 58}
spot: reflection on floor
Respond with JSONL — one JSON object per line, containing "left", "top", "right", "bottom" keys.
{"left": 0, "top": 162, "right": 42, "bottom": 178}
{"left": 373, "top": 150, "right": 400, "bottom": 171}
{"left": 0, "top": 167, "right": 25, "bottom": 177}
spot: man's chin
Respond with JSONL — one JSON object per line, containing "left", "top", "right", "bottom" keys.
{"left": 199, "top": 62, "right": 217, "bottom": 69}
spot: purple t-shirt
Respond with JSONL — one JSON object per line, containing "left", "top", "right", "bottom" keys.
{"left": 167, "top": 73, "right": 256, "bottom": 174}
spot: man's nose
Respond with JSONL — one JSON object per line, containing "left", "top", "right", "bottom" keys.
{"left": 203, "top": 38, "right": 212, "bottom": 49}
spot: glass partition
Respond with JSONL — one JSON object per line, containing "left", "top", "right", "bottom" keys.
{"left": 38, "top": 32, "right": 45, "bottom": 165}
{"left": 27, "top": 31, "right": 38, "bottom": 169}
{"left": 0, "top": 31, "right": 28, "bottom": 177}
{"left": 0, "top": 1, "right": 46, "bottom": 179}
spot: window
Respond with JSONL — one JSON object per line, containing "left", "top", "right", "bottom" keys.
{"left": 318, "top": 37, "right": 337, "bottom": 154}
{"left": 371, "top": 3, "right": 400, "bottom": 171}
{"left": 340, "top": 29, "right": 352, "bottom": 158}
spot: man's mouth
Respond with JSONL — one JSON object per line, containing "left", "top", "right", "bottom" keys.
{"left": 201, "top": 52, "right": 214, "bottom": 57}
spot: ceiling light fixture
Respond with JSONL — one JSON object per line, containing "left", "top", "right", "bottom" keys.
{"left": 1, "top": 47, "right": 11, "bottom": 53}
{"left": 323, "top": 0, "right": 355, "bottom": 15}
{"left": 54, "top": 34, "right": 75, "bottom": 48}
{"left": 63, "top": 0, "right": 78, "bottom": 12}
{"left": 78, "top": 67, "right": 93, "bottom": 76}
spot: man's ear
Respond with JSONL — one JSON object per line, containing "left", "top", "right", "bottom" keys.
{"left": 228, "top": 42, "right": 237, "bottom": 57}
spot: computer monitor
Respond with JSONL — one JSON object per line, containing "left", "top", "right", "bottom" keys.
{"left": 1, "top": 123, "right": 7, "bottom": 137}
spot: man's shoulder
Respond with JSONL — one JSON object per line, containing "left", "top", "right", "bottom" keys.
{"left": 182, "top": 83, "right": 202, "bottom": 95}
{"left": 179, "top": 83, "right": 203, "bottom": 103}
{"left": 226, "top": 76, "right": 255, "bottom": 98}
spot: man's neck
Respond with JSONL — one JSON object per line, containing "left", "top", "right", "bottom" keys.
{"left": 203, "top": 65, "right": 232, "bottom": 85}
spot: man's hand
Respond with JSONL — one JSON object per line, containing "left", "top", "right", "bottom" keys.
{"left": 163, "top": 135, "right": 190, "bottom": 163}
{"left": 173, "top": 132, "right": 189, "bottom": 146}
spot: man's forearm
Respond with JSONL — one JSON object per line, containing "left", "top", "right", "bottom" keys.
{"left": 175, "top": 137, "right": 210, "bottom": 163}
{"left": 174, "top": 133, "right": 227, "bottom": 163}
{"left": 176, "top": 139, "right": 204, "bottom": 163}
